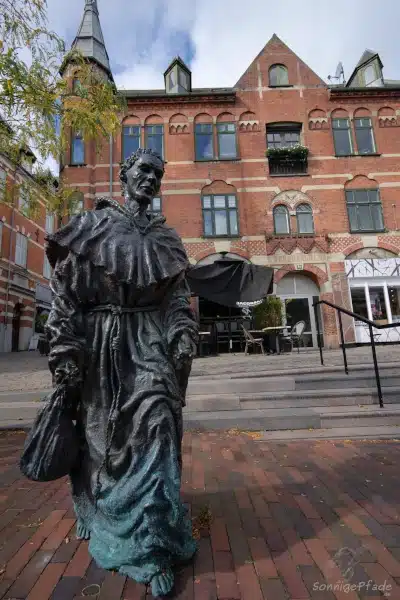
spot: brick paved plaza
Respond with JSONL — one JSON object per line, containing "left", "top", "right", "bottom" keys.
{"left": 0, "top": 431, "right": 399, "bottom": 599}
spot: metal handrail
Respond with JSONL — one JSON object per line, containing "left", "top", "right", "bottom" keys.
{"left": 313, "top": 299, "right": 400, "bottom": 408}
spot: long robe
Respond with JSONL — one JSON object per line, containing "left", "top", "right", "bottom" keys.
{"left": 45, "top": 198, "right": 198, "bottom": 583}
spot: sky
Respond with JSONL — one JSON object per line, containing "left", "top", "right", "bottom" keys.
{"left": 46, "top": 0, "right": 400, "bottom": 91}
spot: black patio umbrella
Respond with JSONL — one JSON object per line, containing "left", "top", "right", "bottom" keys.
{"left": 186, "top": 256, "right": 274, "bottom": 308}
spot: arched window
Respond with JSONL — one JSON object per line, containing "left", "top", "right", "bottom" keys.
{"left": 273, "top": 205, "right": 290, "bottom": 234}
{"left": 269, "top": 64, "right": 289, "bottom": 87}
{"left": 296, "top": 203, "right": 314, "bottom": 234}
{"left": 68, "top": 190, "right": 84, "bottom": 222}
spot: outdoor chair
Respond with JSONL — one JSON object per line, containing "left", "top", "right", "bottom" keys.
{"left": 241, "top": 325, "right": 265, "bottom": 355}
{"left": 281, "top": 320, "right": 306, "bottom": 353}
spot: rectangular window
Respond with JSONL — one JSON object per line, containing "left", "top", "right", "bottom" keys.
{"left": 0, "top": 167, "right": 5, "bottom": 199}
{"left": 122, "top": 125, "right": 141, "bottom": 160}
{"left": 45, "top": 212, "right": 54, "bottom": 234}
{"left": 202, "top": 194, "right": 238, "bottom": 237}
{"left": 19, "top": 185, "right": 29, "bottom": 214}
{"left": 43, "top": 254, "right": 52, "bottom": 279}
{"left": 195, "top": 124, "right": 214, "bottom": 160}
{"left": 369, "top": 286, "right": 388, "bottom": 322}
{"left": 351, "top": 288, "right": 369, "bottom": 319}
{"left": 15, "top": 232, "right": 28, "bottom": 267}
{"left": 354, "top": 118, "right": 376, "bottom": 155}
{"left": 71, "top": 131, "right": 85, "bottom": 164}
{"left": 388, "top": 287, "right": 400, "bottom": 323}
{"left": 332, "top": 118, "right": 353, "bottom": 156}
{"left": 346, "top": 189, "right": 384, "bottom": 232}
{"left": 147, "top": 196, "right": 162, "bottom": 215}
{"left": 145, "top": 125, "right": 164, "bottom": 158}
{"left": 217, "top": 123, "right": 238, "bottom": 159}
{"left": 267, "top": 129, "right": 300, "bottom": 149}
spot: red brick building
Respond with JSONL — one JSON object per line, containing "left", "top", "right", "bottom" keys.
{"left": 4, "top": 0, "right": 400, "bottom": 351}
{"left": 0, "top": 152, "right": 54, "bottom": 353}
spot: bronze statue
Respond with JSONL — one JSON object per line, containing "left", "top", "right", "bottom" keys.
{"left": 23, "top": 149, "right": 198, "bottom": 596}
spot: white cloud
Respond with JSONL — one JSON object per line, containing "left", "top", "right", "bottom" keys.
{"left": 47, "top": 0, "right": 400, "bottom": 90}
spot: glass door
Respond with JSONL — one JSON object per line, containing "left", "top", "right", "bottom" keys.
{"left": 280, "top": 296, "right": 320, "bottom": 348}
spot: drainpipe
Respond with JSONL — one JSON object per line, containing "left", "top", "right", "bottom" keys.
{"left": 109, "top": 135, "right": 113, "bottom": 198}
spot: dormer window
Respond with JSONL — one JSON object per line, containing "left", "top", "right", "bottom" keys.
{"left": 364, "top": 64, "right": 376, "bottom": 86}
{"left": 164, "top": 56, "right": 192, "bottom": 94}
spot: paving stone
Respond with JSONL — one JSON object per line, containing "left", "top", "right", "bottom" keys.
{"left": 0, "top": 431, "right": 400, "bottom": 598}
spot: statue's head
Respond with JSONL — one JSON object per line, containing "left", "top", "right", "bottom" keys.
{"left": 119, "top": 148, "right": 165, "bottom": 208}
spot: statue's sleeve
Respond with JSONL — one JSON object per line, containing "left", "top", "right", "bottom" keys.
{"left": 164, "top": 276, "right": 198, "bottom": 349}
{"left": 45, "top": 254, "right": 86, "bottom": 394}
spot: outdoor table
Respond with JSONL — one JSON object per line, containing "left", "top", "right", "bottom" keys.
{"left": 250, "top": 326, "right": 291, "bottom": 354}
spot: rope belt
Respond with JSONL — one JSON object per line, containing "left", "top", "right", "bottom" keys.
{"left": 91, "top": 303, "right": 159, "bottom": 505}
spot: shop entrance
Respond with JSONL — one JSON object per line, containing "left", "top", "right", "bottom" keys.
{"left": 276, "top": 273, "right": 323, "bottom": 348}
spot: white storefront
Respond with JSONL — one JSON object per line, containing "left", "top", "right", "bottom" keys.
{"left": 346, "top": 258, "right": 400, "bottom": 343}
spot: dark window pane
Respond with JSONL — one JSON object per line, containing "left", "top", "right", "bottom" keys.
{"left": 178, "top": 68, "right": 189, "bottom": 89}
{"left": 214, "top": 195, "right": 226, "bottom": 208}
{"left": 354, "top": 118, "right": 375, "bottom": 154}
{"left": 217, "top": 123, "right": 237, "bottom": 159}
{"left": 203, "top": 211, "right": 213, "bottom": 236}
{"left": 358, "top": 204, "right": 373, "bottom": 230}
{"left": 332, "top": 119, "right": 352, "bottom": 155}
{"left": 266, "top": 129, "right": 300, "bottom": 149}
{"left": 145, "top": 125, "right": 163, "bottom": 157}
{"left": 274, "top": 206, "right": 290, "bottom": 234}
{"left": 389, "top": 287, "right": 400, "bottom": 323}
{"left": 202, "top": 194, "right": 238, "bottom": 236}
{"left": 348, "top": 205, "right": 358, "bottom": 231}
{"left": 346, "top": 189, "right": 384, "bottom": 232}
{"left": 229, "top": 210, "right": 238, "bottom": 235}
{"left": 202, "top": 195, "right": 211, "bottom": 209}
{"left": 195, "top": 123, "right": 214, "bottom": 160}
{"left": 123, "top": 126, "right": 140, "bottom": 160}
{"left": 371, "top": 203, "right": 384, "bottom": 230}
{"left": 214, "top": 211, "right": 228, "bottom": 235}
{"left": 269, "top": 65, "right": 289, "bottom": 86}
{"left": 71, "top": 133, "right": 84, "bottom": 164}
{"left": 351, "top": 288, "right": 368, "bottom": 319}
{"left": 370, "top": 287, "right": 387, "bottom": 321}
{"left": 297, "top": 212, "right": 313, "bottom": 233}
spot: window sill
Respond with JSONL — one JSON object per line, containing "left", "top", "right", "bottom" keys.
{"left": 202, "top": 235, "right": 241, "bottom": 239}
{"left": 268, "top": 85, "right": 294, "bottom": 89}
{"left": 269, "top": 173, "right": 310, "bottom": 178}
{"left": 350, "top": 229, "right": 385, "bottom": 234}
{"left": 68, "top": 163, "right": 87, "bottom": 167}
{"left": 195, "top": 158, "right": 241, "bottom": 163}
{"left": 335, "top": 153, "right": 381, "bottom": 158}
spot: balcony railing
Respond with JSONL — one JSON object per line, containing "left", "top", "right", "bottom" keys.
{"left": 268, "top": 156, "right": 308, "bottom": 176}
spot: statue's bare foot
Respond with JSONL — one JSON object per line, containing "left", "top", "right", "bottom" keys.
{"left": 150, "top": 568, "right": 174, "bottom": 597}
{"left": 76, "top": 521, "right": 90, "bottom": 540}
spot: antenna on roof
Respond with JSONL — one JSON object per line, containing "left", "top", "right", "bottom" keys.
{"left": 328, "top": 62, "right": 346, "bottom": 85}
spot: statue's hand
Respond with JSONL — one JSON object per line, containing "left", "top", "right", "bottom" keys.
{"left": 172, "top": 332, "right": 196, "bottom": 368}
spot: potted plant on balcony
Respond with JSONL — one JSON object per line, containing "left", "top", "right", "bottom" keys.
{"left": 266, "top": 144, "right": 309, "bottom": 160}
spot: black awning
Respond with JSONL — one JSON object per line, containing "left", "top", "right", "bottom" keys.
{"left": 187, "top": 258, "right": 274, "bottom": 308}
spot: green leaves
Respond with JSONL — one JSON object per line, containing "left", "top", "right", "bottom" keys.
{"left": 0, "top": 0, "right": 125, "bottom": 220}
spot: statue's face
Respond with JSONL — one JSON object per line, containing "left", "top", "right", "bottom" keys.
{"left": 125, "top": 154, "right": 164, "bottom": 206}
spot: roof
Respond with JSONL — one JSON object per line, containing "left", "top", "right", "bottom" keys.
{"left": 119, "top": 87, "right": 235, "bottom": 101}
{"left": 70, "top": 0, "right": 112, "bottom": 78}
{"left": 163, "top": 56, "right": 192, "bottom": 77}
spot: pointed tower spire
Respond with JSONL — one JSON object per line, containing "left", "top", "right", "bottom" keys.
{"left": 69, "top": 0, "right": 113, "bottom": 79}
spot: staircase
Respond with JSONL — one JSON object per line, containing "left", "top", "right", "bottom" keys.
{"left": 183, "top": 361, "right": 400, "bottom": 437}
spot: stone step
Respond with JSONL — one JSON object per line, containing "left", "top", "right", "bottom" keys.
{"left": 183, "top": 405, "right": 400, "bottom": 431}
{"left": 295, "top": 372, "right": 400, "bottom": 390}
{"left": 184, "top": 386, "right": 400, "bottom": 411}
{"left": 259, "top": 425, "right": 400, "bottom": 441}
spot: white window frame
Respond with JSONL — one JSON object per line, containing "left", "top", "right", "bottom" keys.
{"left": 15, "top": 232, "right": 28, "bottom": 267}
{"left": 19, "top": 184, "right": 29, "bottom": 214}
{"left": 0, "top": 167, "right": 6, "bottom": 199}
{"left": 43, "top": 254, "right": 52, "bottom": 279}
{"left": 45, "top": 212, "right": 54, "bottom": 233}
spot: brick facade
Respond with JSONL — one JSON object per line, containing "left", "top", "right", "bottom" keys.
{"left": 0, "top": 156, "right": 52, "bottom": 352}
{"left": 7, "top": 30, "right": 400, "bottom": 349}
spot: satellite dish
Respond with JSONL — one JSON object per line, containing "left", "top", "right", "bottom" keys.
{"left": 335, "top": 62, "right": 344, "bottom": 79}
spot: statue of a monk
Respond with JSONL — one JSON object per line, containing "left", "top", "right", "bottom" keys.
{"left": 44, "top": 148, "right": 198, "bottom": 596}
